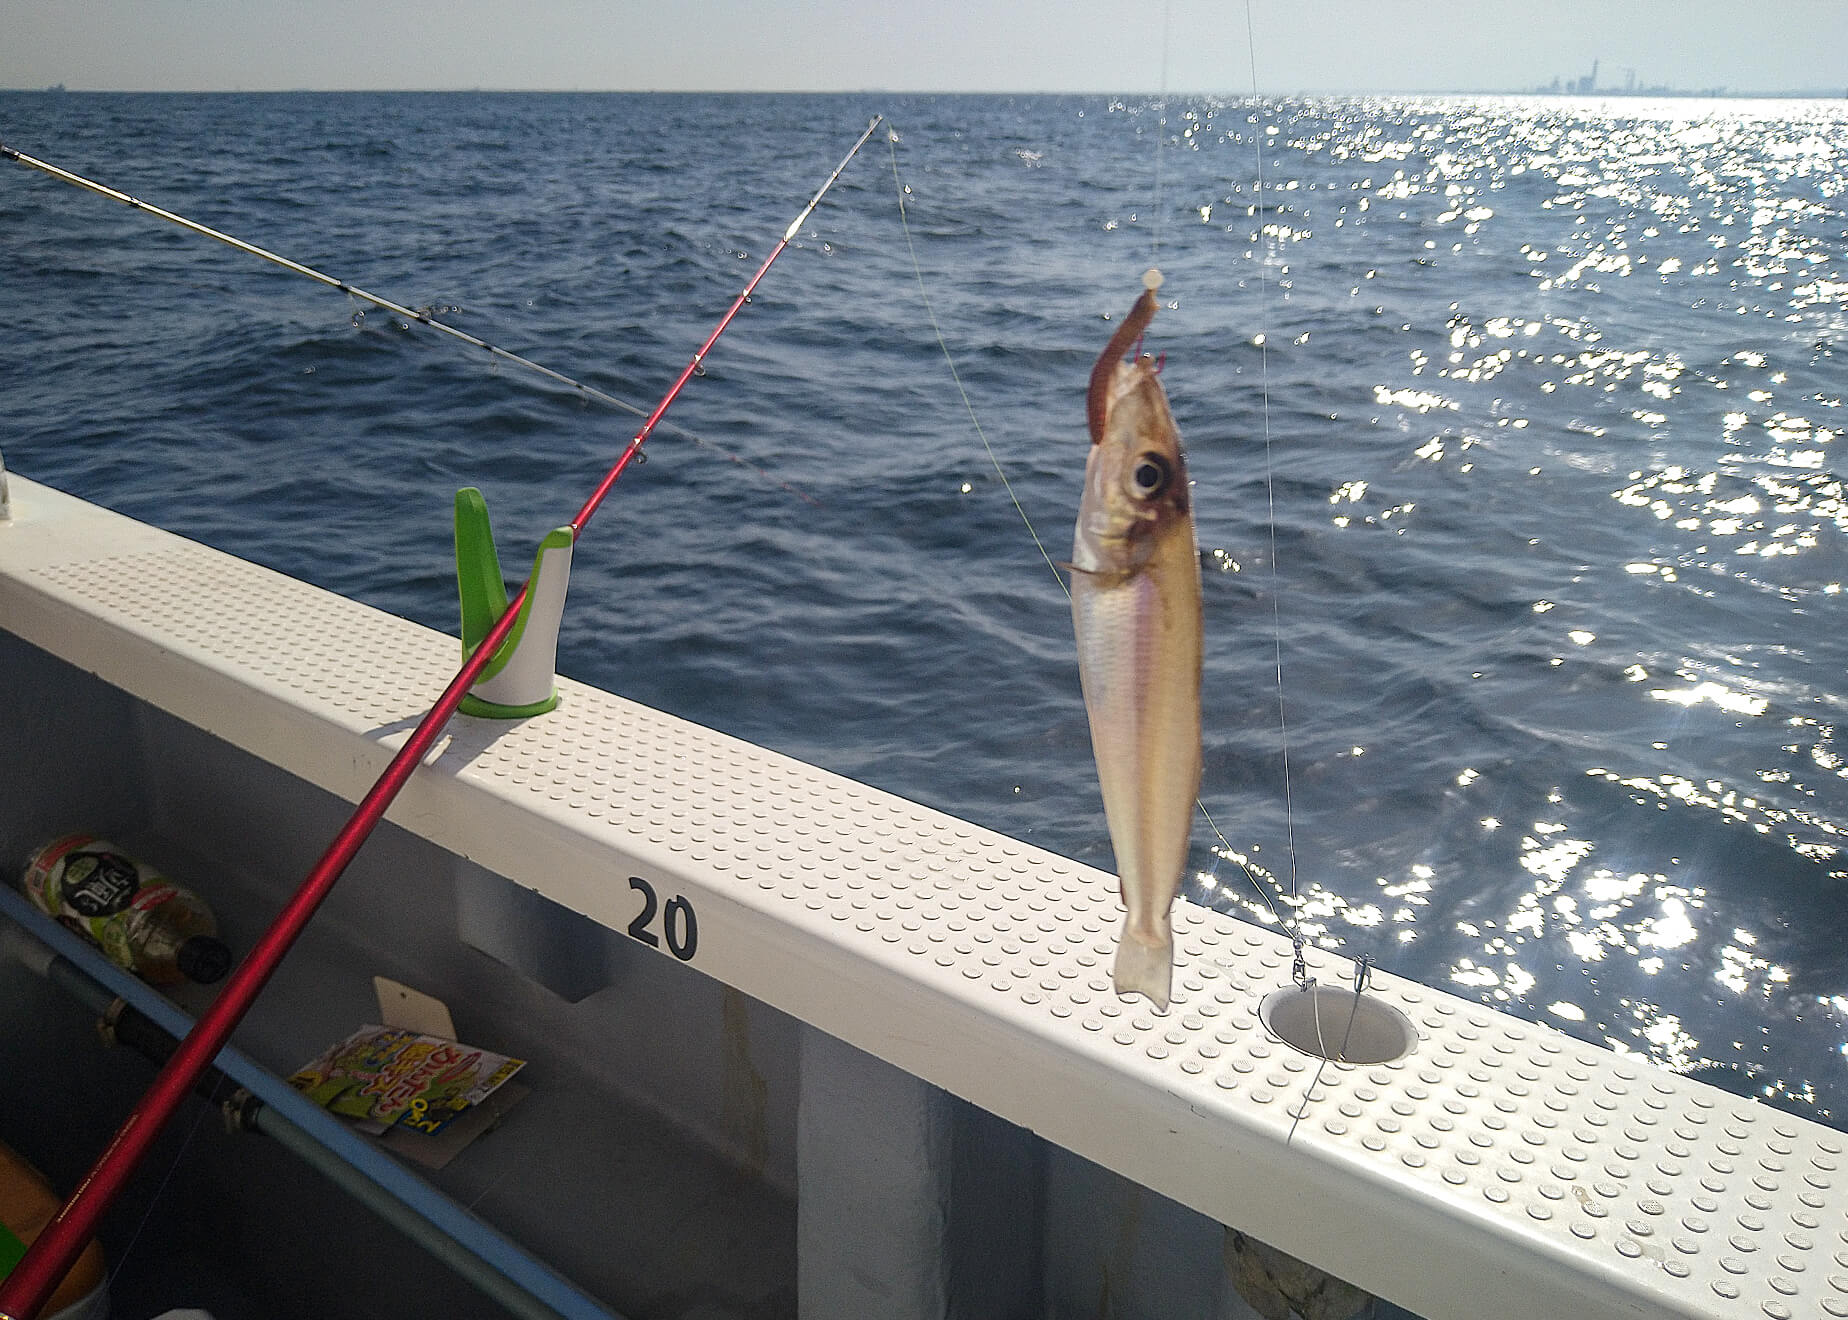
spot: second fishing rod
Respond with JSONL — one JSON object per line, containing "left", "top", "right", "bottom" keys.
{"left": 0, "top": 112, "right": 885, "bottom": 1320}
{"left": 0, "top": 138, "right": 814, "bottom": 503}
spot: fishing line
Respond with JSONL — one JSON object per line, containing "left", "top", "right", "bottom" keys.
{"left": 101, "top": 1069, "right": 224, "bottom": 1296}
{"left": 0, "top": 141, "right": 815, "bottom": 506}
{"left": 1241, "top": 0, "right": 1309, "bottom": 988}
{"left": 1196, "top": 803, "right": 1289, "bottom": 931}
{"left": 1286, "top": 957, "right": 1373, "bottom": 1144}
{"left": 1234, "top": 0, "right": 1373, "bottom": 1144}
{"left": 885, "top": 129, "right": 1068, "bottom": 588}
{"left": 1238, "top": 0, "right": 1323, "bottom": 1127}
{"left": 1152, "top": 0, "right": 1173, "bottom": 268}
{"left": 1144, "top": 0, "right": 1316, "bottom": 945}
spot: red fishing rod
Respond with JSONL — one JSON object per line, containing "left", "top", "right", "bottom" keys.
{"left": 0, "top": 113, "right": 883, "bottom": 1320}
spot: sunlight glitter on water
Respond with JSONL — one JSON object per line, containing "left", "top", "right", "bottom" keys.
{"left": 1136, "top": 93, "right": 1848, "bottom": 1116}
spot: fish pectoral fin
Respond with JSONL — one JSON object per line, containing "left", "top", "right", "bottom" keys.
{"left": 1061, "top": 561, "right": 1135, "bottom": 589}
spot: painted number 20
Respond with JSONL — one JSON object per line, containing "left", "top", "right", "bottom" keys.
{"left": 627, "top": 876, "right": 698, "bottom": 961}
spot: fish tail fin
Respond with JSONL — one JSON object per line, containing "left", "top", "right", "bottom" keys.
{"left": 1113, "top": 928, "right": 1173, "bottom": 1011}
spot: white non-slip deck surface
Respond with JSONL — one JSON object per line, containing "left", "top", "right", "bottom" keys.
{"left": 4, "top": 475, "right": 1845, "bottom": 1320}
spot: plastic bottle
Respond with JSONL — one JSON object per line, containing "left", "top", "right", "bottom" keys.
{"left": 20, "top": 834, "right": 232, "bottom": 986}
{"left": 0, "top": 1138, "right": 108, "bottom": 1319}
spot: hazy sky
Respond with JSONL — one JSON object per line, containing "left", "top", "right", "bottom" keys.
{"left": 4, "top": 0, "right": 1845, "bottom": 94}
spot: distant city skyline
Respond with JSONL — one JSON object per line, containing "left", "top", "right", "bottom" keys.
{"left": 1535, "top": 57, "right": 1770, "bottom": 99}
{"left": 3, "top": 0, "right": 1846, "bottom": 95}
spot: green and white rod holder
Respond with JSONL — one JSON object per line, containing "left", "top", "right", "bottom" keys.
{"left": 454, "top": 487, "right": 573, "bottom": 719}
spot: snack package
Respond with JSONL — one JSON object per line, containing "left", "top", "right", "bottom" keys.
{"left": 290, "top": 1025, "right": 524, "bottom": 1135}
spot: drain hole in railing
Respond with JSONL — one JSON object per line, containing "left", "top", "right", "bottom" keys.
{"left": 1259, "top": 985, "right": 1417, "bottom": 1065}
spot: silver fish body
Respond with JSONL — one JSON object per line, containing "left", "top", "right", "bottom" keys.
{"left": 1071, "top": 286, "right": 1203, "bottom": 1011}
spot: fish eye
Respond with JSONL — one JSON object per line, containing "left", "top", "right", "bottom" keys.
{"left": 1130, "top": 452, "right": 1171, "bottom": 499}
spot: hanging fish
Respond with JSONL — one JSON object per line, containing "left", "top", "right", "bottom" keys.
{"left": 1070, "top": 271, "right": 1203, "bottom": 1011}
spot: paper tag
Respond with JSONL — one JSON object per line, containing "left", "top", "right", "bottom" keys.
{"left": 374, "top": 975, "right": 457, "bottom": 1039}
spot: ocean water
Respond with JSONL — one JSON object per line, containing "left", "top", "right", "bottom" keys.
{"left": 3, "top": 91, "right": 1845, "bottom": 1123}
